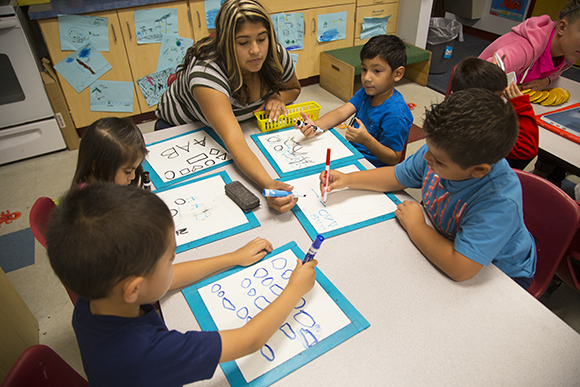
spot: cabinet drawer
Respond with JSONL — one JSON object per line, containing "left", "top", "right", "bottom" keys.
{"left": 357, "top": 0, "right": 398, "bottom": 7}
{"left": 261, "top": 0, "right": 354, "bottom": 14}
{"left": 354, "top": 3, "right": 399, "bottom": 45}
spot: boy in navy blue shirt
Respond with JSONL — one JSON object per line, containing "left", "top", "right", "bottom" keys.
{"left": 296, "top": 35, "right": 413, "bottom": 167}
{"left": 46, "top": 183, "right": 317, "bottom": 386}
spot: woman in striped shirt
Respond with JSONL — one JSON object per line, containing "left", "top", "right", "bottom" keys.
{"left": 156, "top": 0, "right": 301, "bottom": 213}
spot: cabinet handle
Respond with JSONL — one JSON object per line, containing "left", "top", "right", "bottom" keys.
{"left": 372, "top": 9, "right": 385, "bottom": 16}
{"left": 373, "top": 0, "right": 385, "bottom": 3}
{"left": 126, "top": 21, "right": 132, "bottom": 40}
{"left": 111, "top": 24, "right": 117, "bottom": 42}
{"left": 312, "top": 18, "right": 315, "bottom": 34}
{"left": 197, "top": 11, "right": 201, "bottom": 28}
{"left": 188, "top": 9, "right": 191, "bottom": 22}
{"left": 331, "top": 65, "right": 340, "bottom": 72}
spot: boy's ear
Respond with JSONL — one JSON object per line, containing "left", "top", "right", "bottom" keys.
{"left": 121, "top": 276, "right": 144, "bottom": 304}
{"left": 393, "top": 66, "right": 405, "bottom": 81}
{"left": 470, "top": 163, "right": 492, "bottom": 178}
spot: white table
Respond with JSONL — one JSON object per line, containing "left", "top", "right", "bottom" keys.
{"left": 148, "top": 121, "right": 580, "bottom": 387}
{"left": 532, "top": 76, "right": 580, "bottom": 171}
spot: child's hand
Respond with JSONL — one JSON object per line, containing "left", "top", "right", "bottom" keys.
{"left": 319, "top": 169, "right": 348, "bottom": 196}
{"left": 395, "top": 201, "right": 426, "bottom": 233}
{"left": 345, "top": 118, "right": 370, "bottom": 145}
{"left": 286, "top": 259, "right": 317, "bottom": 297}
{"left": 235, "top": 237, "right": 273, "bottom": 266}
{"left": 520, "top": 77, "right": 550, "bottom": 93}
{"left": 295, "top": 112, "right": 318, "bottom": 138}
{"left": 503, "top": 81, "right": 523, "bottom": 100}
{"left": 265, "top": 180, "right": 298, "bottom": 213}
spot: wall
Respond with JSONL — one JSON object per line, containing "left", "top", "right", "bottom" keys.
{"left": 445, "top": 0, "right": 530, "bottom": 36}
{"left": 397, "top": 0, "right": 433, "bottom": 49}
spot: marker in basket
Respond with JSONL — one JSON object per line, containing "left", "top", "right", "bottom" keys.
{"left": 323, "top": 148, "right": 331, "bottom": 203}
{"left": 303, "top": 234, "right": 325, "bottom": 263}
{"left": 295, "top": 119, "right": 323, "bottom": 133}
{"left": 262, "top": 189, "right": 306, "bottom": 198}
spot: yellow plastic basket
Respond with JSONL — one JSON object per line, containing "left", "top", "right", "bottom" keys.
{"left": 254, "top": 101, "right": 321, "bottom": 132}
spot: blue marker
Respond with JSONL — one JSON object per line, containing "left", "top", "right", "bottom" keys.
{"left": 303, "top": 234, "right": 324, "bottom": 263}
{"left": 262, "top": 189, "right": 306, "bottom": 198}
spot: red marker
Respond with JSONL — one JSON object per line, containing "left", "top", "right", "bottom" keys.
{"left": 323, "top": 148, "right": 331, "bottom": 203}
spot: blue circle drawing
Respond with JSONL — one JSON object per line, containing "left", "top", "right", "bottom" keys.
{"left": 271, "top": 257, "right": 287, "bottom": 270}
{"left": 253, "top": 267, "right": 268, "bottom": 278}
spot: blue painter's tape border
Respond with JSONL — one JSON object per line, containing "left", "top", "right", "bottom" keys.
{"left": 288, "top": 160, "right": 402, "bottom": 241}
{"left": 154, "top": 170, "right": 259, "bottom": 253}
{"left": 250, "top": 127, "right": 363, "bottom": 179}
{"left": 182, "top": 241, "right": 369, "bottom": 387}
{"left": 143, "top": 127, "right": 232, "bottom": 189}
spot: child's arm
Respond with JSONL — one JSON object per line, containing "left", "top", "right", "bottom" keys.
{"left": 320, "top": 166, "right": 406, "bottom": 195}
{"left": 345, "top": 118, "right": 401, "bottom": 165}
{"left": 295, "top": 103, "right": 356, "bottom": 138}
{"left": 169, "top": 237, "right": 273, "bottom": 290}
{"left": 395, "top": 201, "right": 483, "bottom": 281}
{"left": 218, "top": 259, "right": 317, "bottom": 362}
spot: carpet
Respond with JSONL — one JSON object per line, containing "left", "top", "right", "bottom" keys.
{"left": 0, "top": 228, "right": 35, "bottom": 273}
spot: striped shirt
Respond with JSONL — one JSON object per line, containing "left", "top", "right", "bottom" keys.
{"left": 156, "top": 43, "right": 295, "bottom": 126}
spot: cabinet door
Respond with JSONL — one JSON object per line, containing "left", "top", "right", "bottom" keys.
{"left": 38, "top": 11, "right": 140, "bottom": 128}
{"left": 117, "top": 1, "right": 194, "bottom": 112}
{"left": 305, "top": 4, "right": 356, "bottom": 77}
{"left": 188, "top": 0, "right": 212, "bottom": 41}
{"left": 354, "top": 2, "right": 399, "bottom": 46}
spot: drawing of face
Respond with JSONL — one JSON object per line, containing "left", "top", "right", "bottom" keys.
{"left": 424, "top": 139, "right": 474, "bottom": 181}
{"left": 360, "top": 56, "right": 403, "bottom": 104}
{"left": 235, "top": 21, "right": 269, "bottom": 75}
{"left": 114, "top": 158, "right": 142, "bottom": 186}
{"left": 140, "top": 226, "right": 176, "bottom": 303}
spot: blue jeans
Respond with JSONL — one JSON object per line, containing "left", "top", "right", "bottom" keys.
{"left": 154, "top": 119, "right": 173, "bottom": 131}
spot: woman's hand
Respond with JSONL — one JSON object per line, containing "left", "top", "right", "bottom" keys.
{"left": 520, "top": 77, "right": 550, "bottom": 92}
{"left": 265, "top": 180, "right": 298, "bottom": 213}
{"left": 255, "top": 93, "right": 287, "bottom": 123}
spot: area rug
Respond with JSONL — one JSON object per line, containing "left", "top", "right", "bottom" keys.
{"left": 0, "top": 228, "right": 35, "bottom": 273}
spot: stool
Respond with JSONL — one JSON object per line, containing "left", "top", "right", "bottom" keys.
{"left": 320, "top": 42, "right": 432, "bottom": 102}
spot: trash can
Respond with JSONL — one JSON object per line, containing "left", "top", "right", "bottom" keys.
{"left": 426, "top": 17, "right": 462, "bottom": 74}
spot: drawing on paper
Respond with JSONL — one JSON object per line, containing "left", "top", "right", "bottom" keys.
{"left": 271, "top": 13, "right": 304, "bottom": 51}
{"left": 287, "top": 163, "right": 401, "bottom": 240}
{"left": 251, "top": 128, "right": 362, "bottom": 179}
{"left": 157, "top": 35, "right": 194, "bottom": 72}
{"left": 54, "top": 42, "right": 112, "bottom": 93}
{"left": 136, "top": 67, "right": 174, "bottom": 107}
{"left": 317, "top": 11, "right": 347, "bottom": 43}
{"left": 90, "top": 80, "right": 134, "bottom": 113}
{"left": 204, "top": 0, "right": 225, "bottom": 29}
{"left": 58, "top": 14, "right": 109, "bottom": 51}
{"left": 154, "top": 172, "right": 258, "bottom": 252}
{"left": 134, "top": 8, "right": 179, "bottom": 44}
{"left": 143, "top": 128, "right": 232, "bottom": 188}
{"left": 183, "top": 242, "right": 370, "bottom": 386}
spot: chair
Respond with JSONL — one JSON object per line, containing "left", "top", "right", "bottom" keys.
{"left": 556, "top": 221, "right": 580, "bottom": 294}
{"left": 445, "top": 64, "right": 457, "bottom": 97}
{"left": 514, "top": 170, "right": 580, "bottom": 298}
{"left": 29, "top": 197, "right": 78, "bottom": 305}
{"left": 1, "top": 345, "right": 88, "bottom": 387}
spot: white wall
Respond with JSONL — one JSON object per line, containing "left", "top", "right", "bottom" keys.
{"left": 445, "top": 0, "right": 530, "bottom": 36}
{"left": 397, "top": 0, "right": 433, "bottom": 49}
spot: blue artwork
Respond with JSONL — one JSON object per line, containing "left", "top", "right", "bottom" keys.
{"left": 134, "top": 8, "right": 179, "bottom": 44}
{"left": 135, "top": 67, "right": 174, "bottom": 107}
{"left": 317, "top": 11, "right": 347, "bottom": 43}
{"left": 289, "top": 52, "right": 298, "bottom": 71}
{"left": 54, "top": 42, "right": 112, "bottom": 93}
{"left": 58, "top": 14, "right": 109, "bottom": 52}
{"left": 360, "top": 15, "right": 391, "bottom": 40}
{"left": 490, "top": 0, "right": 530, "bottom": 22}
{"left": 204, "top": 0, "right": 225, "bottom": 29}
{"left": 90, "top": 80, "right": 134, "bottom": 113}
{"left": 156, "top": 34, "right": 193, "bottom": 72}
{"left": 271, "top": 12, "right": 304, "bottom": 51}
{"left": 183, "top": 241, "right": 369, "bottom": 386}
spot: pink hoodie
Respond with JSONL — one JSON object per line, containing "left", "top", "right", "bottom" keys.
{"left": 479, "top": 15, "right": 572, "bottom": 83}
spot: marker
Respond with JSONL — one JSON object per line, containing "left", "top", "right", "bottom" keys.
{"left": 323, "top": 148, "right": 331, "bottom": 203}
{"left": 262, "top": 189, "right": 306, "bottom": 198}
{"left": 303, "top": 234, "right": 324, "bottom": 263}
{"left": 142, "top": 171, "right": 152, "bottom": 191}
{"left": 295, "top": 119, "right": 323, "bottom": 133}
{"left": 348, "top": 116, "right": 357, "bottom": 126}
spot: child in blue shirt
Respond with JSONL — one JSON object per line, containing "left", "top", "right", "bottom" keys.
{"left": 295, "top": 35, "right": 413, "bottom": 167}
{"left": 320, "top": 89, "right": 536, "bottom": 289}
{"left": 46, "top": 183, "right": 317, "bottom": 387}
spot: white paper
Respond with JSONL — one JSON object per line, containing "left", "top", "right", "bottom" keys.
{"left": 198, "top": 249, "right": 350, "bottom": 382}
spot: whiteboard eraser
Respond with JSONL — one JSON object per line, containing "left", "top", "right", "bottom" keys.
{"left": 225, "top": 181, "right": 260, "bottom": 212}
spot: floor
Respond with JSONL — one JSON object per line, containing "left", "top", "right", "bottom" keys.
{"left": 2, "top": 81, "right": 580, "bottom": 378}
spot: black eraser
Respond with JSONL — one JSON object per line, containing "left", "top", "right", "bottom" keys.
{"left": 225, "top": 181, "right": 260, "bottom": 212}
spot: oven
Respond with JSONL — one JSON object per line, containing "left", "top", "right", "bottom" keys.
{"left": 0, "top": 0, "right": 65, "bottom": 165}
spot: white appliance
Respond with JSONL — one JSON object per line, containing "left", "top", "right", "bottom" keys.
{"left": 0, "top": 0, "right": 66, "bottom": 165}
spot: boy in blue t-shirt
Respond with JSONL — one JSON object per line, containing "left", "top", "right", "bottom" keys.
{"left": 320, "top": 89, "right": 536, "bottom": 289}
{"left": 296, "top": 35, "right": 413, "bottom": 167}
{"left": 46, "top": 183, "right": 317, "bottom": 387}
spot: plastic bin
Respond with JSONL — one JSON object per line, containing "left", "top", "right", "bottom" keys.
{"left": 426, "top": 17, "right": 462, "bottom": 74}
{"left": 254, "top": 101, "right": 321, "bottom": 132}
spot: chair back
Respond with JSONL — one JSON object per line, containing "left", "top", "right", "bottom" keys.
{"left": 557, "top": 220, "right": 580, "bottom": 293}
{"left": 29, "top": 197, "right": 78, "bottom": 305}
{"left": 1, "top": 345, "right": 88, "bottom": 387}
{"left": 445, "top": 65, "right": 457, "bottom": 97}
{"left": 514, "top": 170, "right": 580, "bottom": 298}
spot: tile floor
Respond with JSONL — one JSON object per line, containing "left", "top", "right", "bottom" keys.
{"left": 2, "top": 81, "right": 579, "bottom": 378}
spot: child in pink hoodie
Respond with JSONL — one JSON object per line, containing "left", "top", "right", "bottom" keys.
{"left": 479, "top": 0, "right": 580, "bottom": 92}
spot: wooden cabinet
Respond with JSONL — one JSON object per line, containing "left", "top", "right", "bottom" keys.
{"left": 354, "top": 0, "right": 399, "bottom": 46}
{"left": 188, "top": 0, "right": 212, "bottom": 42}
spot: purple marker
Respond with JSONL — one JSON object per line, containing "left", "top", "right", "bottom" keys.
{"left": 303, "top": 234, "right": 324, "bottom": 263}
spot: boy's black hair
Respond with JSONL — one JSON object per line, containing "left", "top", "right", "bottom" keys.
{"left": 423, "top": 89, "right": 518, "bottom": 169}
{"left": 451, "top": 57, "right": 507, "bottom": 94}
{"left": 46, "top": 183, "right": 174, "bottom": 300}
{"left": 360, "top": 34, "right": 407, "bottom": 71}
